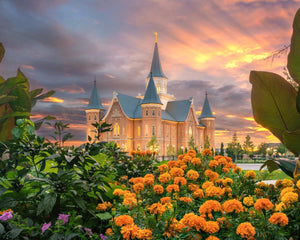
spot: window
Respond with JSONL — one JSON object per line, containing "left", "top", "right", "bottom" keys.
{"left": 94, "top": 115, "right": 97, "bottom": 120}
{"left": 123, "top": 127, "right": 125, "bottom": 136}
{"left": 114, "top": 123, "right": 120, "bottom": 136}
{"left": 157, "top": 84, "right": 161, "bottom": 93}
{"left": 158, "top": 111, "right": 160, "bottom": 116}
{"left": 152, "top": 125, "right": 155, "bottom": 136}
{"left": 145, "top": 110, "right": 148, "bottom": 116}
{"left": 166, "top": 128, "right": 169, "bottom": 138}
{"left": 189, "top": 126, "right": 192, "bottom": 137}
{"left": 88, "top": 115, "right": 91, "bottom": 120}
{"left": 138, "top": 126, "right": 141, "bottom": 137}
{"left": 145, "top": 124, "right": 148, "bottom": 136}
{"left": 152, "top": 110, "right": 155, "bottom": 116}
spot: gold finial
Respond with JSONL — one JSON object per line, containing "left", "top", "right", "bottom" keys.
{"left": 153, "top": 32, "right": 158, "bottom": 43}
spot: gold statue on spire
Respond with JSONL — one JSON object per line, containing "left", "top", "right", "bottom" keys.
{"left": 153, "top": 32, "right": 158, "bottom": 43}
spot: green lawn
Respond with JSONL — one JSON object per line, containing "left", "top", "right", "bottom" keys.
{"left": 242, "top": 170, "right": 291, "bottom": 180}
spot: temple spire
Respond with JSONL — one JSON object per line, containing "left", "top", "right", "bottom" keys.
{"left": 87, "top": 79, "right": 104, "bottom": 110}
{"left": 199, "top": 92, "right": 215, "bottom": 119}
{"left": 147, "top": 33, "right": 167, "bottom": 79}
{"left": 141, "top": 72, "right": 162, "bottom": 105}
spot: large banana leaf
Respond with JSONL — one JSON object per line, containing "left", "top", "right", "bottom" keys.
{"left": 0, "top": 43, "right": 4, "bottom": 64}
{"left": 288, "top": 8, "right": 300, "bottom": 84}
{"left": 250, "top": 71, "right": 300, "bottom": 154}
{"left": 260, "top": 159, "right": 296, "bottom": 178}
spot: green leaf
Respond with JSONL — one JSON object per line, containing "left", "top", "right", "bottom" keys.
{"left": 261, "top": 159, "right": 296, "bottom": 178}
{"left": 26, "top": 125, "right": 35, "bottom": 135}
{"left": 37, "top": 192, "right": 56, "bottom": 216}
{"left": 297, "top": 89, "right": 300, "bottom": 114}
{"left": 66, "top": 233, "right": 79, "bottom": 240}
{"left": 0, "top": 111, "right": 30, "bottom": 124}
{"left": 0, "top": 223, "right": 4, "bottom": 234}
{"left": 31, "top": 90, "right": 55, "bottom": 108}
{"left": 73, "top": 197, "right": 86, "bottom": 210}
{"left": 250, "top": 71, "right": 300, "bottom": 153}
{"left": 12, "top": 127, "right": 22, "bottom": 139}
{"left": 0, "top": 95, "right": 17, "bottom": 105}
{"left": 96, "top": 212, "right": 112, "bottom": 220}
{"left": 8, "top": 228, "right": 23, "bottom": 239}
{"left": 260, "top": 160, "right": 280, "bottom": 172}
{"left": 29, "top": 88, "right": 43, "bottom": 99}
{"left": 282, "top": 130, "right": 300, "bottom": 155}
{"left": 0, "top": 43, "right": 5, "bottom": 64}
{"left": 288, "top": 8, "right": 300, "bottom": 84}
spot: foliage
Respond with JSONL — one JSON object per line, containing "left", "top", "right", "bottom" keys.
{"left": 204, "top": 136, "right": 210, "bottom": 149}
{"left": 188, "top": 135, "right": 196, "bottom": 150}
{"left": 49, "top": 120, "right": 74, "bottom": 147}
{"left": 226, "top": 133, "right": 243, "bottom": 161}
{"left": 277, "top": 143, "right": 287, "bottom": 156}
{"left": 166, "top": 144, "right": 175, "bottom": 157}
{"left": 220, "top": 142, "right": 224, "bottom": 156}
{"left": 250, "top": 9, "right": 300, "bottom": 176}
{"left": 256, "top": 143, "right": 269, "bottom": 156}
{"left": 0, "top": 43, "right": 55, "bottom": 141}
{"left": 91, "top": 122, "right": 112, "bottom": 141}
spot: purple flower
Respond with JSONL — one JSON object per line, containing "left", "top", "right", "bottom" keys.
{"left": 100, "top": 233, "right": 107, "bottom": 240}
{"left": 41, "top": 222, "right": 51, "bottom": 234}
{"left": 84, "top": 228, "right": 93, "bottom": 236}
{"left": 0, "top": 211, "right": 13, "bottom": 221}
{"left": 57, "top": 214, "right": 69, "bottom": 225}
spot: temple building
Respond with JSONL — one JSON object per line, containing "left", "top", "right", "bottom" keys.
{"left": 85, "top": 36, "right": 215, "bottom": 156}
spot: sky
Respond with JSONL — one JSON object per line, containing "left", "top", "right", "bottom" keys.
{"left": 0, "top": 0, "right": 298, "bottom": 148}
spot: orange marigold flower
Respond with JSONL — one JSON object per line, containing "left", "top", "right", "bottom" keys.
{"left": 254, "top": 198, "right": 274, "bottom": 211}
{"left": 123, "top": 193, "right": 137, "bottom": 207}
{"left": 233, "top": 167, "right": 242, "bottom": 174}
{"left": 206, "top": 236, "right": 220, "bottom": 240}
{"left": 275, "top": 202, "right": 286, "bottom": 212}
{"left": 180, "top": 213, "right": 207, "bottom": 231}
{"left": 129, "top": 177, "right": 144, "bottom": 184}
{"left": 158, "top": 164, "right": 169, "bottom": 173}
{"left": 144, "top": 174, "right": 155, "bottom": 180}
{"left": 187, "top": 169, "right": 199, "bottom": 180}
{"left": 254, "top": 188, "right": 264, "bottom": 196}
{"left": 280, "top": 187, "right": 294, "bottom": 198}
{"left": 188, "top": 149, "right": 196, "bottom": 158}
{"left": 275, "top": 179, "right": 283, "bottom": 189}
{"left": 257, "top": 182, "right": 267, "bottom": 189}
{"left": 167, "top": 160, "right": 177, "bottom": 169}
{"left": 205, "top": 221, "right": 220, "bottom": 234}
{"left": 143, "top": 177, "right": 154, "bottom": 186}
{"left": 174, "top": 177, "right": 187, "bottom": 185}
{"left": 131, "top": 151, "right": 137, "bottom": 156}
{"left": 202, "top": 149, "right": 212, "bottom": 156}
{"left": 188, "top": 183, "right": 200, "bottom": 192}
{"left": 222, "top": 167, "right": 230, "bottom": 173}
{"left": 146, "top": 149, "right": 152, "bottom": 155}
{"left": 236, "top": 222, "right": 256, "bottom": 240}
{"left": 209, "top": 160, "right": 219, "bottom": 168}
{"left": 105, "top": 228, "right": 113, "bottom": 236}
{"left": 269, "top": 212, "right": 289, "bottom": 226}
{"left": 199, "top": 200, "right": 222, "bottom": 219}
{"left": 178, "top": 197, "right": 193, "bottom": 203}
{"left": 148, "top": 203, "right": 166, "bottom": 216}
{"left": 296, "top": 180, "right": 300, "bottom": 189}
{"left": 96, "top": 203, "right": 107, "bottom": 211}
{"left": 222, "top": 178, "right": 233, "bottom": 187}
{"left": 121, "top": 224, "right": 140, "bottom": 240}
{"left": 222, "top": 199, "right": 243, "bottom": 214}
{"left": 205, "top": 186, "right": 225, "bottom": 198}
{"left": 282, "top": 179, "right": 293, "bottom": 188}
{"left": 114, "top": 215, "right": 134, "bottom": 227}
{"left": 245, "top": 170, "right": 256, "bottom": 179}
{"left": 160, "top": 197, "right": 171, "bottom": 204}
{"left": 113, "top": 189, "right": 124, "bottom": 196}
{"left": 159, "top": 173, "right": 172, "bottom": 183}
{"left": 202, "top": 181, "right": 214, "bottom": 189}
{"left": 191, "top": 157, "right": 201, "bottom": 165}
{"left": 137, "top": 229, "right": 153, "bottom": 240}
{"left": 193, "top": 189, "right": 204, "bottom": 199}
{"left": 204, "top": 169, "right": 219, "bottom": 182}
{"left": 281, "top": 192, "right": 298, "bottom": 205}
{"left": 180, "top": 164, "right": 188, "bottom": 170}
{"left": 182, "top": 155, "right": 192, "bottom": 163}
{"left": 163, "top": 218, "right": 185, "bottom": 238}
{"left": 243, "top": 196, "right": 254, "bottom": 207}
{"left": 170, "top": 167, "right": 184, "bottom": 177}
{"left": 153, "top": 185, "right": 164, "bottom": 194}
{"left": 133, "top": 183, "right": 144, "bottom": 193}
{"left": 166, "top": 184, "right": 180, "bottom": 193}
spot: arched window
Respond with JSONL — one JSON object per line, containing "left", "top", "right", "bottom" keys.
{"left": 88, "top": 115, "right": 91, "bottom": 120}
{"left": 94, "top": 115, "right": 97, "bottom": 120}
{"left": 189, "top": 126, "right": 192, "bottom": 137}
{"left": 152, "top": 125, "right": 155, "bottom": 136}
{"left": 114, "top": 123, "right": 120, "bottom": 136}
{"left": 138, "top": 126, "right": 141, "bottom": 137}
{"left": 145, "top": 124, "right": 148, "bottom": 136}
{"left": 157, "top": 84, "right": 161, "bottom": 93}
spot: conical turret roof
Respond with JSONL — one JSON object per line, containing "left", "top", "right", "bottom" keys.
{"left": 146, "top": 41, "right": 167, "bottom": 79}
{"left": 87, "top": 80, "right": 104, "bottom": 110}
{"left": 199, "top": 92, "right": 215, "bottom": 119}
{"left": 141, "top": 73, "right": 162, "bottom": 105}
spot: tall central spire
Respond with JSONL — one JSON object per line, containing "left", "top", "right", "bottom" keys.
{"left": 147, "top": 33, "right": 167, "bottom": 78}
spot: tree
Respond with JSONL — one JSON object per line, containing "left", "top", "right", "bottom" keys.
{"left": 204, "top": 136, "right": 210, "bottom": 149}
{"left": 276, "top": 143, "right": 287, "bottom": 156}
{"left": 188, "top": 135, "right": 196, "bottom": 150}
{"left": 50, "top": 121, "right": 73, "bottom": 147}
{"left": 226, "top": 133, "right": 243, "bottom": 161}
{"left": 220, "top": 142, "right": 224, "bottom": 156}
{"left": 167, "top": 144, "right": 175, "bottom": 157}
{"left": 147, "top": 135, "right": 159, "bottom": 152}
{"left": 257, "top": 143, "right": 268, "bottom": 156}
{"left": 91, "top": 122, "right": 112, "bottom": 141}
{"left": 242, "top": 135, "right": 254, "bottom": 155}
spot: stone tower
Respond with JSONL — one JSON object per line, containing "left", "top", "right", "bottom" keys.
{"left": 199, "top": 92, "right": 215, "bottom": 149}
{"left": 85, "top": 80, "right": 105, "bottom": 141}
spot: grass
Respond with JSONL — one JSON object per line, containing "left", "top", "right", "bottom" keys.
{"left": 242, "top": 170, "right": 291, "bottom": 180}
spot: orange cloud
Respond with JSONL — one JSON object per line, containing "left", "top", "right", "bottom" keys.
{"left": 20, "top": 65, "right": 35, "bottom": 70}
{"left": 42, "top": 97, "right": 64, "bottom": 103}
{"left": 243, "top": 117, "right": 255, "bottom": 121}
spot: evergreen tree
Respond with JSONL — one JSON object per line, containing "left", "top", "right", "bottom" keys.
{"left": 220, "top": 142, "right": 224, "bottom": 156}
{"left": 204, "top": 136, "right": 210, "bottom": 149}
{"left": 147, "top": 135, "right": 159, "bottom": 152}
{"left": 188, "top": 135, "right": 196, "bottom": 150}
{"left": 242, "top": 135, "right": 254, "bottom": 155}
{"left": 257, "top": 142, "right": 268, "bottom": 157}
{"left": 226, "top": 132, "right": 243, "bottom": 161}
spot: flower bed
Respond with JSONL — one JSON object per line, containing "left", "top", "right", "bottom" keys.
{"left": 99, "top": 150, "right": 300, "bottom": 240}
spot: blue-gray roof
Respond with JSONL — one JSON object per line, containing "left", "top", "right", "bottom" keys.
{"left": 117, "top": 93, "right": 142, "bottom": 118}
{"left": 141, "top": 75, "right": 162, "bottom": 105}
{"left": 87, "top": 82, "right": 104, "bottom": 110}
{"left": 164, "top": 100, "right": 191, "bottom": 122}
{"left": 199, "top": 93, "right": 215, "bottom": 119}
{"left": 146, "top": 42, "right": 167, "bottom": 78}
